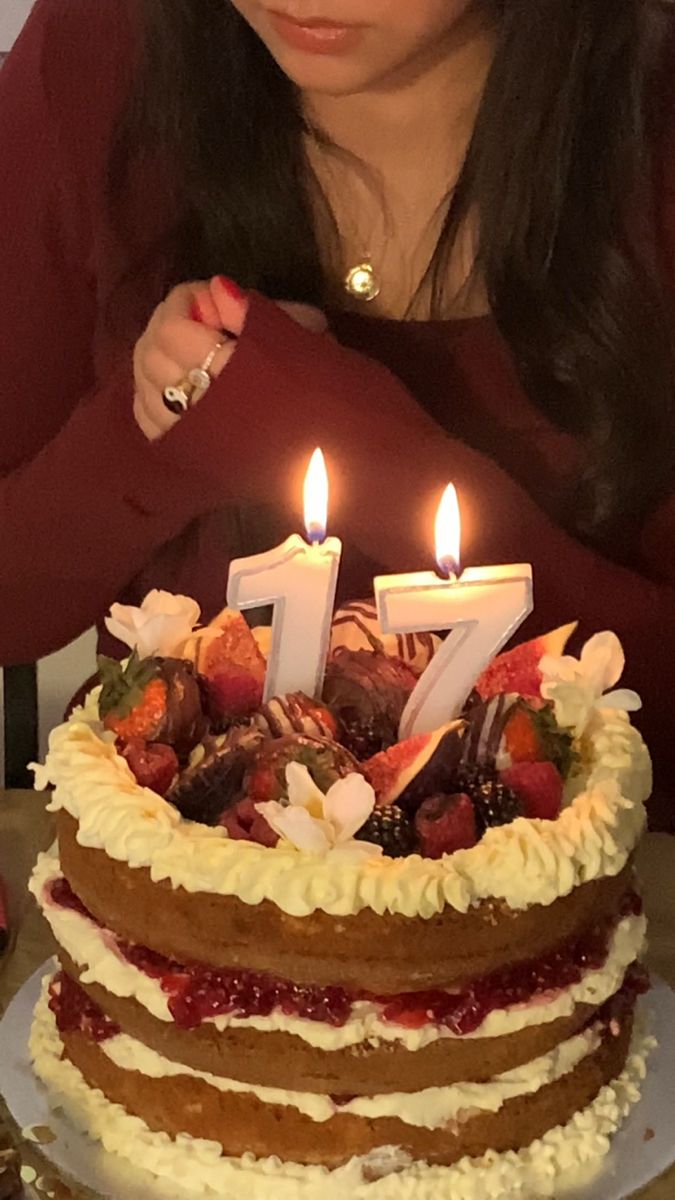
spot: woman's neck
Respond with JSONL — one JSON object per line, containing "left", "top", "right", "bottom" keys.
{"left": 303, "top": 12, "right": 497, "bottom": 183}
{"left": 303, "top": 11, "right": 497, "bottom": 321}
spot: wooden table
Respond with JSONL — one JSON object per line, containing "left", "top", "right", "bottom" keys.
{"left": 1, "top": 789, "right": 674, "bottom": 1198}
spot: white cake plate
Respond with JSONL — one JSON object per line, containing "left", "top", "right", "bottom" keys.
{"left": 1, "top": 964, "right": 675, "bottom": 1200}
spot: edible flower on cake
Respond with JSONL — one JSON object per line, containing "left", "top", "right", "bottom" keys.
{"left": 540, "top": 631, "right": 642, "bottom": 737}
{"left": 104, "top": 589, "right": 201, "bottom": 658}
{"left": 255, "top": 763, "right": 382, "bottom": 861}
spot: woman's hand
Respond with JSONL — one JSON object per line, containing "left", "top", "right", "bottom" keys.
{"left": 133, "top": 277, "right": 327, "bottom": 442}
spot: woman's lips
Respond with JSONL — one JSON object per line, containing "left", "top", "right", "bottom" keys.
{"left": 267, "top": 10, "right": 365, "bottom": 55}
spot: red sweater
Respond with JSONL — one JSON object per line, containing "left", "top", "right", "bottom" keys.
{"left": 1, "top": 1, "right": 675, "bottom": 821}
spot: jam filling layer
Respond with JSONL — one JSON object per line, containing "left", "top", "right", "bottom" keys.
{"left": 48, "top": 966, "right": 649, "bottom": 1067}
{"left": 48, "top": 878, "right": 643, "bottom": 1034}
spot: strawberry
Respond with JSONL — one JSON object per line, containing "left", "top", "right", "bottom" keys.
{"left": 500, "top": 761, "right": 563, "bottom": 821}
{"left": 99, "top": 652, "right": 206, "bottom": 758}
{"left": 502, "top": 705, "right": 542, "bottom": 763}
{"left": 120, "top": 738, "right": 179, "bottom": 796}
{"left": 414, "top": 793, "right": 478, "bottom": 859}
{"left": 501, "top": 701, "right": 577, "bottom": 779}
{"left": 199, "top": 611, "right": 266, "bottom": 722}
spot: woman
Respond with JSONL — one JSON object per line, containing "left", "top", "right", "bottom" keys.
{"left": 0, "top": 0, "right": 673, "bottom": 818}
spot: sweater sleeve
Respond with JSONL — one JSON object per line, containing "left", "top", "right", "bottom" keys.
{"left": 0, "top": 2, "right": 245, "bottom": 664}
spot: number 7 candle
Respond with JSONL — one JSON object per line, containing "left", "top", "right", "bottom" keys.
{"left": 227, "top": 449, "right": 342, "bottom": 701}
{"left": 374, "top": 485, "right": 533, "bottom": 738}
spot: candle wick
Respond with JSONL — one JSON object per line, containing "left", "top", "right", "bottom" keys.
{"left": 437, "top": 556, "right": 460, "bottom": 582}
{"left": 306, "top": 525, "right": 326, "bottom": 546}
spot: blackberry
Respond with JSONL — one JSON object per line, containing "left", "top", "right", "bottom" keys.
{"left": 355, "top": 805, "right": 415, "bottom": 858}
{"left": 452, "top": 766, "right": 523, "bottom": 835}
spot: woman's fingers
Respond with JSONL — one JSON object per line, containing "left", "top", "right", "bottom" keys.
{"left": 209, "top": 276, "right": 250, "bottom": 336}
{"left": 155, "top": 314, "right": 226, "bottom": 370}
{"left": 191, "top": 288, "right": 222, "bottom": 329}
{"left": 132, "top": 276, "right": 326, "bottom": 447}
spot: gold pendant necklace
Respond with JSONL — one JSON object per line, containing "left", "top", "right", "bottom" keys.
{"left": 344, "top": 257, "right": 381, "bottom": 302}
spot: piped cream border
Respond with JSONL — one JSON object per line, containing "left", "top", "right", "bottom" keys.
{"left": 33, "top": 693, "right": 651, "bottom": 918}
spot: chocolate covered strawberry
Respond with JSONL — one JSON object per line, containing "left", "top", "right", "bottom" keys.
{"left": 169, "top": 728, "right": 264, "bottom": 826}
{"left": 322, "top": 648, "right": 419, "bottom": 759}
{"left": 245, "top": 734, "right": 361, "bottom": 804}
{"left": 253, "top": 692, "right": 338, "bottom": 740}
{"left": 98, "top": 651, "right": 207, "bottom": 758}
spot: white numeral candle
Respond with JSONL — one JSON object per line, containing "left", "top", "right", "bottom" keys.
{"left": 374, "top": 485, "right": 533, "bottom": 738}
{"left": 227, "top": 450, "right": 342, "bottom": 701}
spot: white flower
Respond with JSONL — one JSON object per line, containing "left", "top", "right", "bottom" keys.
{"left": 539, "top": 631, "right": 641, "bottom": 737}
{"left": 256, "top": 763, "right": 383, "bottom": 861}
{"left": 105, "top": 590, "right": 201, "bottom": 659}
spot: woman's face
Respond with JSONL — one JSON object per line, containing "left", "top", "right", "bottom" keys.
{"left": 228, "top": 1, "right": 484, "bottom": 95}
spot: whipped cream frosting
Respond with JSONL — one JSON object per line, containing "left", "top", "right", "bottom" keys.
{"left": 98, "top": 1014, "right": 600, "bottom": 1129}
{"left": 29, "top": 975, "right": 656, "bottom": 1200}
{"left": 33, "top": 698, "right": 651, "bottom": 918}
{"left": 31, "top": 851, "right": 647, "bottom": 1051}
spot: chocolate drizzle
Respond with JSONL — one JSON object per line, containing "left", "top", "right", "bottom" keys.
{"left": 462, "top": 694, "right": 519, "bottom": 767}
{"left": 254, "top": 693, "right": 334, "bottom": 740}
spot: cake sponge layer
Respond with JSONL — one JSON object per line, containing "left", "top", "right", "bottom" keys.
{"left": 57, "top": 811, "right": 634, "bottom": 992}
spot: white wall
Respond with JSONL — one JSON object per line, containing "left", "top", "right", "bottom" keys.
{"left": 1, "top": 629, "right": 97, "bottom": 778}
{"left": 0, "top": 0, "right": 34, "bottom": 53}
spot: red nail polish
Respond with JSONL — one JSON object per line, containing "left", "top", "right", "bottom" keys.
{"left": 215, "top": 276, "right": 245, "bottom": 303}
{"left": 189, "top": 299, "right": 203, "bottom": 323}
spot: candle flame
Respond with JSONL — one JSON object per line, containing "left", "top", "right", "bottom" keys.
{"left": 435, "top": 484, "right": 461, "bottom": 579}
{"left": 304, "top": 448, "right": 329, "bottom": 544}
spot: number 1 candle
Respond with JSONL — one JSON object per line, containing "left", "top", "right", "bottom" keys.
{"left": 227, "top": 449, "right": 342, "bottom": 701}
{"left": 374, "top": 485, "right": 533, "bottom": 738}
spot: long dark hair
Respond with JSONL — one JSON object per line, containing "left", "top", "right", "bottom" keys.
{"left": 110, "top": 0, "right": 675, "bottom": 549}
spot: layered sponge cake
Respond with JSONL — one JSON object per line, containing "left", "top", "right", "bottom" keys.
{"left": 29, "top": 594, "right": 653, "bottom": 1197}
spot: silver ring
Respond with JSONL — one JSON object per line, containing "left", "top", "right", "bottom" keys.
{"left": 163, "top": 342, "right": 224, "bottom": 415}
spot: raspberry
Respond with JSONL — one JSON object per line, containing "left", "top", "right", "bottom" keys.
{"left": 355, "top": 805, "right": 415, "bottom": 858}
{"left": 120, "top": 738, "right": 179, "bottom": 796}
{"left": 219, "top": 796, "right": 279, "bottom": 847}
{"left": 500, "top": 761, "right": 563, "bottom": 821}
{"left": 414, "top": 793, "right": 478, "bottom": 858}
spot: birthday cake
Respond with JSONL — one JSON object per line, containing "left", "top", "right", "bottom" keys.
{"left": 29, "top": 592, "right": 653, "bottom": 1199}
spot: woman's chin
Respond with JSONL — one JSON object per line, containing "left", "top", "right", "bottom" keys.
{"left": 265, "top": 45, "right": 378, "bottom": 96}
